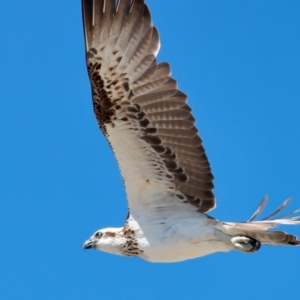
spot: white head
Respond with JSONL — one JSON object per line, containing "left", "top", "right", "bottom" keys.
{"left": 83, "top": 227, "right": 125, "bottom": 256}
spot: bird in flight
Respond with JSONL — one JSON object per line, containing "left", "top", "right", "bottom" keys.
{"left": 82, "top": 0, "right": 300, "bottom": 262}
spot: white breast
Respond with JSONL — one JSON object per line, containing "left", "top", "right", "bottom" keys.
{"left": 128, "top": 214, "right": 231, "bottom": 263}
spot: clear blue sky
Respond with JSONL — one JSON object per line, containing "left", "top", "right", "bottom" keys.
{"left": 1, "top": 1, "right": 300, "bottom": 299}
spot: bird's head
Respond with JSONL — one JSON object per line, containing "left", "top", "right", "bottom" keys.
{"left": 83, "top": 227, "right": 125, "bottom": 255}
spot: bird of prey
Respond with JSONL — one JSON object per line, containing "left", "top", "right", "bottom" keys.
{"left": 82, "top": 0, "right": 300, "bottom": 262}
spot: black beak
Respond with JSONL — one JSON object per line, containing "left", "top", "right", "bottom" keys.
{"left": 83, "top": 239, "right": 95, "bottom": 250}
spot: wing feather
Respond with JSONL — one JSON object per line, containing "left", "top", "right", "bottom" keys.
{"left": 82, "top": 0, "right": 215, "bottom": 213}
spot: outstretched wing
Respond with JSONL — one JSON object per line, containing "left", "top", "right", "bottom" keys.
{"left": 82, "top": 0, "right": 215, "bottom": 213}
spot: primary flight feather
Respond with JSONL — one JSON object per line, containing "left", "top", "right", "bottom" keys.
{"left": 82, "top": 0, "right": 300, "bottom": 262}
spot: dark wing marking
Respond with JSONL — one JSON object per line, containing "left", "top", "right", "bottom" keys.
{"left": 82, "top": 0, "right": 215, "bottom": 213}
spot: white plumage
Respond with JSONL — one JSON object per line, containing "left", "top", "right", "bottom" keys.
{"left": 81, "top": 0, "right": 300, "bottom": 262}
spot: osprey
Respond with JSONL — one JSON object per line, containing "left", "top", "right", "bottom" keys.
{"left": 82, "top": 0, "right": 300, "bottom": 262}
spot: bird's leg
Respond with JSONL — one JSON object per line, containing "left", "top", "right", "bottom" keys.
{"left": 231, "top": 236, "right": 261, "bottom": 253}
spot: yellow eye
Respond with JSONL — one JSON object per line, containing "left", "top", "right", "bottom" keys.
{"left": 95, "top": 232, "right": 102, "bottom": 238}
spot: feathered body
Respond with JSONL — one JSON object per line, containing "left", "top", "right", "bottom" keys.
{"left": 81, "top": 0, "right": 300, "bottom": 262}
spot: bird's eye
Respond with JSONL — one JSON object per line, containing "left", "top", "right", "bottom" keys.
{"left": 95, "top": 232, "right": 102, "bottom": 238}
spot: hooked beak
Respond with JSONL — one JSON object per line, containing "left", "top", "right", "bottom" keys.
{"left": 83, "top": 239, "right": 96, "bottom": 250}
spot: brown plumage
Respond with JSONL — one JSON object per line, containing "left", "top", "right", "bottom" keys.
{"left": 82, "top": 0, "right": 215, "bottom": 212}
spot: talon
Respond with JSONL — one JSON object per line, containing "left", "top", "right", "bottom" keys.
{"left": 231, "top": 236, "right": 261, "bottom": 253}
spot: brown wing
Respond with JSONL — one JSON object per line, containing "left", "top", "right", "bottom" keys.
{"left": 82, "top": 0, "right": 215, "bottom": 213}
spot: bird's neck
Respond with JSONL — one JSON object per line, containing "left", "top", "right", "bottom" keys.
{"left": 99, "top": 224, "right": 144, "bottom": 257}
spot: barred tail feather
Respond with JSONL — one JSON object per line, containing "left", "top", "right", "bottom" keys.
{"left": 224, "top": 196, "right": 300, "bottom": 246}
{"left": 243, "top": 230, "right": 299, "bottom": 246}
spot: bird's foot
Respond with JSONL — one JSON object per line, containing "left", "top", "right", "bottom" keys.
{"left": 231, "top": 236, "right": 261, "bottom": 253}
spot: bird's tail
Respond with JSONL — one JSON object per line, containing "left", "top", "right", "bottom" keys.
{"left": 223, "top": 196, "right": 300, "bottom": 246}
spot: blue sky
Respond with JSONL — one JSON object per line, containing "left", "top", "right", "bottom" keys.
{"left": 1, "top": 0, "right": 300, "bottom": 299}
